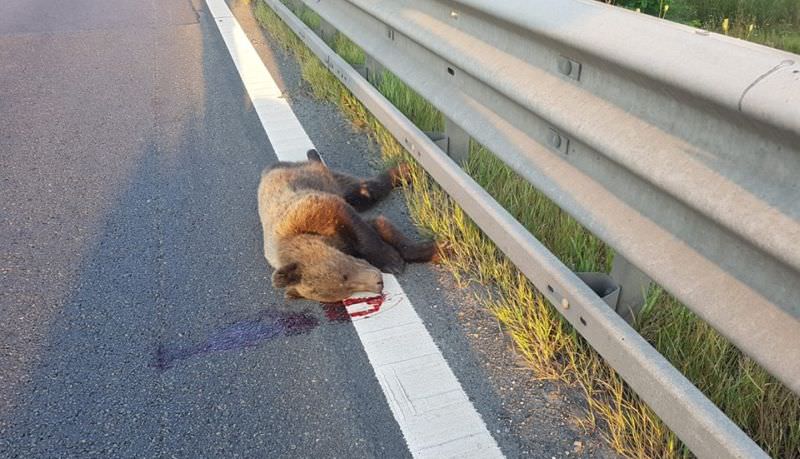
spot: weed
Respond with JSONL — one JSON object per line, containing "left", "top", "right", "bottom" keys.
{"left": 377, "top": 73, "right": 443, "bottom": 132}
{"left": 333, "top": 34, "right": 365, "bottom": 66}
{"left": 612, "top": 0, "right": 800, "bottom": 54}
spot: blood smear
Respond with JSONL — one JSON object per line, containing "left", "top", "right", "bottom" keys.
{"left": 321, "top": 294, "right": 386, "bottom": 321}
{"left": 345, "top": 294, "right": 385, "bottom": 318}
{"left": 322, "top": 302, "right": 351, "bottom": 322}
{"left": 151, "top": 311, "right": 318, "bottom": 370}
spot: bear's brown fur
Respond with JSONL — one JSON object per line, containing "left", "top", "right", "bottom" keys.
{"left": 258, "top": 149, "right": 439, "bottom": 302}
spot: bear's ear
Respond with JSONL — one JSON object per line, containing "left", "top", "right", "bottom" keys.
{"left": 306, "top": 149, "right": 323, "bottom": 163}
{"left": 272, "top": 262, "right": 302, "bottom": 288}
{"left": 285, "top": 288, "right": 303, "bottom": 300}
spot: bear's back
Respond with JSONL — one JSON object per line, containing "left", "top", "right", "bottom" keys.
{"left": 257, "top": 162, "right": 341, "bottom": 265}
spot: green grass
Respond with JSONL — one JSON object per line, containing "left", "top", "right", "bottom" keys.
{"left": 637, "top": 290, "right": 800, "bottom": 457}
{"left": 467, "top": 148, "right": 612, "bottom": 274}
{"left": 294, "top": 4, "right": 321, "bottom": 30}
{"left": 254, "top": 1, "right": 800, "bottom": 457}
{"left": 612, "top": 0, "right": 800, "bottom": 54}
{"left": 333, "top": 34, "right": 365, "bottom": 66}
{"left": 377, "top": 73, "right": 444, "bottom": 132}
{"left": 749, "top": 27, "right": 800, "bottom": 54}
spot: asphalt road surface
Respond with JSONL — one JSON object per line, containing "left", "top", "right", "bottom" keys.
{"left": 0, "top": 0, "right": 615, "bottom": 457}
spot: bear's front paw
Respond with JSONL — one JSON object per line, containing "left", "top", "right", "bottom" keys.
{"left": 389, "top": 163, "right": 413, "bottom": 186}
{"left": 378, "top": 249, "right": 406, "bottom": 274}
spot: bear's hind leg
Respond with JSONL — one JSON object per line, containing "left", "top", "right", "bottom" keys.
{"left": 341, "top": 210, "right": 406, "bottom": 273}
{"left": 279, "top": 195, "right": 406, "bottom": 273}
{"left": 369, "top": 216, "right": 441, "bottom": 263}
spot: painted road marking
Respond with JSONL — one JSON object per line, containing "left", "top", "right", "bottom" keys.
{"left": 348, "top": 275, "right": 503, "bottom": 457}
{"left": 206, "top": 0, "right": 311, "bottom": 161}
{"left": 204, "top": 0, "right": 504, "bottom": 456}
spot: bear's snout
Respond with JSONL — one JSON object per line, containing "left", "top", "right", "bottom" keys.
{"left": 350, "top": 267, "right": 384, "bottom": 295}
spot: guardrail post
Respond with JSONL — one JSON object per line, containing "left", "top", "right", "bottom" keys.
{"left": 284, "top": 0, "right": 302, "bottom": 13}
{"left": 424, "top": 131, "right": 449, "bottom": 152}
{"left": 364, "top": 54, "right": 384, "bottom": 84}
{"left": 317, "top": 17, "right": 337, "bottom": 45}
{"left": 444, "top": 116, "right": 470, "bottom": 165}
{"left": 610, "top": 254, "right": 652, "bottom": 323}
{"left": 576, "top": 272, "right": 620, "bottom": 308}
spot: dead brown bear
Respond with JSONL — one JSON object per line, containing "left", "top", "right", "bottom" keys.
{"left": 258, "top": 149, "right": 439, "bottom": 302}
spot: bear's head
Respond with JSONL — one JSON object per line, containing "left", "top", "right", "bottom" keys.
{"left": 272, "top": 239, "right": 383, "bottom": 302}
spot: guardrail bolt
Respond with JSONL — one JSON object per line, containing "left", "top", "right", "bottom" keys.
{"left": 549, "top": 130, "right": 562, "bottom": 149}
{"left": 557, "top": 56, "right": 582, "bottom": 81}
{"left": 547, "top": 128, "right": 570, "bottom": 154}
{"left": 558, "top": 59, "right": 572, "bottom": 76}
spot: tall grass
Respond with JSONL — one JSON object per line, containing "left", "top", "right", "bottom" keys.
{"left": 253, "top": 1, "right": 800, "bottom": 457}
{"left": 613, "top": 0, "right": 800, "bottom": 53}
{"left": 377, "top": 73, "right": 444, "bottom": 133}
{"left": 680, "top": 0, "right": 799, "bottom": 26}
{"left": 333, "top": 34, "right": 365, "bottom": 66}
{"left": 637, "top": 290, "right": 800, "bottom": 457}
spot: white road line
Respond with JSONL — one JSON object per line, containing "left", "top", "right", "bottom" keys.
{"left": 206, "top": 0, "right": 311, "bottom": 161}
{"left": 348, "top": 277, "right": 503, "bottom": 457}
{"left": 204, "top": 0, "right": 504, "bottom": 456}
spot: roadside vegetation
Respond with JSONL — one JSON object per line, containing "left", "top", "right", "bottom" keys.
{"left": 608, "top": 0, "right": 800, "bottom": 53}
{"left": 253, "top": 1, "right": 800, "bottom": 457}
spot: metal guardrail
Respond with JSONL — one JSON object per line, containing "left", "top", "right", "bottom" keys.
{"left": 262, "top": 0, "right": 799, "bottom": 456}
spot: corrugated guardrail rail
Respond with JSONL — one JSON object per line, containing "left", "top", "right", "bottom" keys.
{"left": 263, "top": 0, "right": 800, "bottom": 457}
